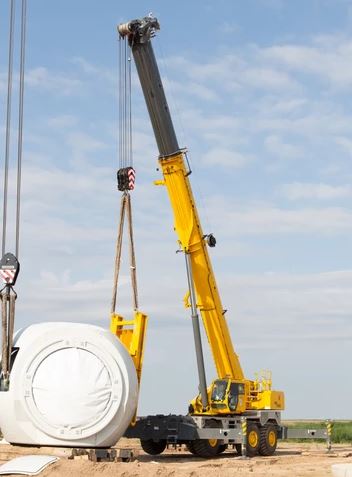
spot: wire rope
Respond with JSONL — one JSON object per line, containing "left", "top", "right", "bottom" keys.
{"left": 15, "top": 0, "right": 27, "bottom": 258}
{"left": 2, "top": 0, "right": 16, "bottom": 257}
{"left": 112, "top": 34, "right": 138, "bottom": 314}
{"left": 118, "top": 36, "right": 133, "bottom": 169}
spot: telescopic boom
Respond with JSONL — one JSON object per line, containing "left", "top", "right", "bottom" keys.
{"left": 119, "top": 16, "right": 284, "bottom": 416}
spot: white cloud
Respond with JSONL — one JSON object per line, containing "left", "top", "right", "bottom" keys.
{"left": 335, "top": 135, "right": 352, "bottom": 155}
{"left": 66, "top": 131, "right": 108, "bottom": 162}
{"left": 203, "top": 148, "right": 253, "bottom": 168}
{"left": 265, "top": 135, "right": 303, "bottom": 159}
{"left": 281, "top": 182, "right": 352, "bottom": 200}
{"left": 261, "top": 36, "right": 352, "bottom": 89}
{"left": 265, "top": 98, "right": 307, "bottom": 114}
{"left": 241, "top": 67, "right": 299, "bottom": 91}
{"left": 164, "top": 53, "right": 298, "bottom": 95}
{"left": 224, "top": 270, "right": 352, "bottom": 333}
{"left": 163, "top": 77, "right": 219, "bottom": 102}
{"left": 47, "top": 115, "right": 78, "bottom": 129}
{"left": 25, "top": 67, "right": 83, "bottom": 95}
{"left": 71, "top": 57, "right": 115, "bottom": 83}
{"left": 257, "top": 0, "right": 284, "bottom": 8}
{"left": 253, "top": 110, "right": 352, "bottom": 139}
{"left": 219, "top": 21, "right": 241, "bottom": 35}
{"left": 206, "top": 197, "right": 352, "bottom": 236}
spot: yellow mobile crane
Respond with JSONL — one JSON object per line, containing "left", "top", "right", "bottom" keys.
{"left": 119, "top": 16, "right": 284, "bottom": 458}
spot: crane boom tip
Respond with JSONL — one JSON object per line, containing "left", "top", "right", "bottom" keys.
{"left": 117, "top": 16, "right": 160, "bottom": 43}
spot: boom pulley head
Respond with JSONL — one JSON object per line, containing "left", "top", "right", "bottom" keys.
{"left": 118, "top": 16, "right": 160, "bottom": 44}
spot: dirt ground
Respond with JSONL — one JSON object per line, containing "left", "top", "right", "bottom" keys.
{"left": 0, "top": 439, "right": 351, "bottom": 477}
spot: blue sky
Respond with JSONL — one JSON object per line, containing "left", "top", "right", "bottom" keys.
{"left": 0, "top": 0, "right": 351, "bottom": 419}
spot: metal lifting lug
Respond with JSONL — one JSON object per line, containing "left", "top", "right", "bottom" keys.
{"left": 205, "top": 234, "right": 216, "bottom": 248}
{"left": 0, "top": 253, "right": 20, "bottom": 287}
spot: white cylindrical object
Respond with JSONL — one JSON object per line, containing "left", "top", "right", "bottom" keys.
{"left": 0, "top": 322, "right": 138, "bottom": 447}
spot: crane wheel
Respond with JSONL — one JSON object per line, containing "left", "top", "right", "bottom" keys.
{"left": 235, "top": 443, "right": 242, "bottom": 455}
{"left": 246, "top": 422, "right": 260, "bottom": 457}
{"left": 186, "top": 441, "right": 197, "bottom": 454}
{"left": 217, "top": 444, "right": 228, "bottom": 454}
{"left": 258, "top": 423, "right": 278, "bottom": 456}
{"left": 188, "top": 438, "right": 221, "bottom": 458}
{"left": 187, "top": 420, "right": 225, "bottom": 458}
{"left": 187, "top": 440, "right": 227, "bottom": 457}
{"left": 140, "top": 439, "right": 167, "bottom": 455}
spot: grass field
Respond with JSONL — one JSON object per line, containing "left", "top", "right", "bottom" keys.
{"left": 283, "top": 420, "right": 352, "bottom": 443}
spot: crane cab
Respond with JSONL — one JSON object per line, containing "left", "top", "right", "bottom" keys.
{"left": 190, "top": 378, "right": 248, "bottom": 415}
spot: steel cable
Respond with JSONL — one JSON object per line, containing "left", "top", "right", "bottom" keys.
{"left": 112, "top": 36, "right": 138, "bottom": 314}
{"left": 118, "top": 36, "right": 133, "bottom": 169}
{"left": 2, "top": 0, "right": 16, "bottom": 257}
{"left": 15, "top": 0, "right": 27, "bottom": 258}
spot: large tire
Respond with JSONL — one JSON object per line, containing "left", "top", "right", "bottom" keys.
{"left": 187, "top": 440, "right": 227, "bottom": 456}
{"left": 235, "top": 443, "right": 242, "bottom": 455}
{"left": 246, "top": 422, "right": 260, "bottom": 457}
{"left": 217, "top": 444, "right": 228, "bottom": 454}
{"left": 188, "top": 419, "right": 225, "bottom": 458}
{"left": 190, "top": 438, "right": 222, "bottom": 458}
{"left": 259, "top": 423, "right": 278, "bottom": 456}
{"left": 140, "top": 439, "right": 167, "bottom": 455}
{"left": 186, "top": 441, "right": 197, "bottom": 455}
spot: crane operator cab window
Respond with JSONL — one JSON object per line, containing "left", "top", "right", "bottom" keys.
{"left": 211, "top": 379, "right": 245, "bottom": 412}
{"left": 211, "top": 380, "right": 228, "bottom": 402}
{"left": 228, "top": 382, "right": 245, "bottom": 411}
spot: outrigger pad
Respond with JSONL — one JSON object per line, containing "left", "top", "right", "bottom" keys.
{"left": 117, "top": 167, "right": 135, "bottom": 191}
{"left": 0, "top": 253, "right": 20, "bottom": 286}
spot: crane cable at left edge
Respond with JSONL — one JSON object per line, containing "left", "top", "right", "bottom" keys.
{"left": 0, "top": 0, "right": 27, "bottom": 392}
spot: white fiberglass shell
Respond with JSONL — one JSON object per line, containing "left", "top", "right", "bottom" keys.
{"left": 0, "top": 322, "right": 138, "bottom": 447}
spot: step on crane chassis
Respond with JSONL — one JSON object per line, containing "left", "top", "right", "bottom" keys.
{"left": 117, "top": 16, "right": 330, "bottom": 458}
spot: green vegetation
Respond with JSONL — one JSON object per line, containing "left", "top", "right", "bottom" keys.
{"left": 283, "top": 420, "right": 352, "bottom": 443}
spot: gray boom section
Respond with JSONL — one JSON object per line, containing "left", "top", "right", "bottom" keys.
{"left": 131, "top": 41, "right": 180, "bottom": 157}
{"left": 120, "top": 17, "right": 180, "bottom": 157}
{"left": 185, "top": 253, "right": 209, "bottom": 410}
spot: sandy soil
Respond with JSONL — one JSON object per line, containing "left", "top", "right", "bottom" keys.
{"left": 0, "top": 439, "right": 351, "bottom": 477}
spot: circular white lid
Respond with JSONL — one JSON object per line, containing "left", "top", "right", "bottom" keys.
{"left": 32, "top": 348, "right": 112, "bottom": 428}
{"left": 24, "top": 338, "right": 124, "bottom": 439}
